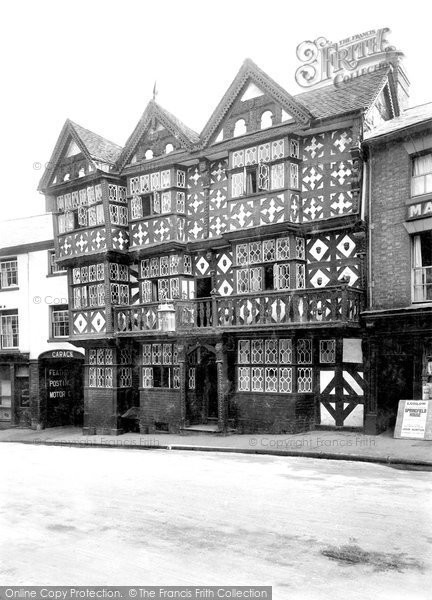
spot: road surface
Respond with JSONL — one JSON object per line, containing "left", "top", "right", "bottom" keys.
{"left": 0, "top": 444, "right": 431, "bottom": 599}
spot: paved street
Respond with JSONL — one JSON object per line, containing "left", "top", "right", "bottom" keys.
{"left": 0, "top": 444, "right": 431, "bottom": 599}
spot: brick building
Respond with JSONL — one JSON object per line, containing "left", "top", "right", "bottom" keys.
{"left": 0, "top": 215, "right": 84, "bottom": 428}
{"left": 38, "top": 57, "right": 407, "bottom": 435}
{"left": 363, "top": 103, "right": 432, "bottom": 433}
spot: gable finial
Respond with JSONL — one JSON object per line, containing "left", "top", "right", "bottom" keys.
{"left": 153, "top": 81, "right": 158, "bottom": 101}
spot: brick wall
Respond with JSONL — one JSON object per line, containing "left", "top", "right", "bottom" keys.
{"left": 370, "top": 141, "right": 412, "bottom": 309}
{"left": 85, "top": 387, "right": 117, "bottom": 434}
{"left": 230, "top": 393, "right": 314, "bottom": 434}
{"left": 140, "top": 388, "right": 181, "bottom": 433}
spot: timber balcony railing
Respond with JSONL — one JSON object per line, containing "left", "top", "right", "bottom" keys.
{"left": 113, "top": 286, "right": 365, "bottom": 334}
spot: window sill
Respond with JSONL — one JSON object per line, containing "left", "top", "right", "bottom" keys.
{"left": 408, "top": 191, "right": 432, "bottom": 203}
{"left": 46, "top": 273, "right": 66, "bottom": 278}
{"left": 0, "top": 286, "right": 19, "bottom": 292}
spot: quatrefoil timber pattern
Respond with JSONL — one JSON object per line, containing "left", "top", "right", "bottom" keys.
{"left": 301, "top": 128, "right": 355, "bottom": 223}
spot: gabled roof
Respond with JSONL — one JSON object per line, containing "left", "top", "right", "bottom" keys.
{"left": 38, "top": 119, "right": 123, "bottom": 191}
{"left": 69, "top": 120, "right": 123, "bottom": 164}
{"left": 364, "top": 102, "right": 432, "bottom": 141}
{"left": 294, "top": 66, "right": 392, "bottom": 120}
{"left": 200, "top": 58, "right": 313, "bottom": 147}
{"left": 117, "top": 100, "right": 199, "bottom": 169}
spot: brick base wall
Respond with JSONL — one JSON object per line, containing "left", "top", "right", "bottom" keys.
{"left": 140, "top": 389, "right": 182, "bottom": 433}
{"left": 230, "top": 393, "right": 315, "bottom": 434}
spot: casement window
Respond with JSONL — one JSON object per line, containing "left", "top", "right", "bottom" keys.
{"left": 142, "top": 343, "right": 180, "bottom": 389}
{"left": 56, "top": 184, "right": 108, "bottom": 234}
{"left": 72, "top": 263, "right": 105, "bottom": 308}
{"left": 0, "top": 310, "right": 19, "bottom": 349}
{"left": 236, "top": 338, "right": 312, "bottom": 393}
{"left": 234, "top": 238, "right": 304, "bottom": 293}
{"left": 0, "top": 259, "right": 18, "bottom": 289}
{"left": 230, "top": 140, "right": 286, "bottom": 198}
{"left": 140, "top": 255, "right": 193, "bottom": 302}
{"left": 109, "top": 204, "right": 128, "bottom": 226}
{"left": 270, "top": 163, "right": 285, "bottom": 190}
{"left": 231, "top": 163, "right": 276, "bottom": 198}
{"left": 51, "top": 305, "right": 69, "bottom": 338}
{"left": 290, "top": 139, "right": 300, "bottom": 159}
{"left": 130, "top": 191, "right": 173, "bottom": 220}
{"left": 88, "top": 348, "right": 114, "bottom": 388}
{"left": 319, "top": 340, "right": 336, "bottom": 363}
{"left": 88, "top": 347, "right": 132, "bottom": 388}
{"left": 412, "top": 153, "right": 432, "bottom": 196}
{"left": 412, "top": 231, "right": 432, "bottom": 302}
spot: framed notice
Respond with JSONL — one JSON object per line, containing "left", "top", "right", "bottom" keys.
{"left": 394, "top": 400, "right": 432, "bottom": 440}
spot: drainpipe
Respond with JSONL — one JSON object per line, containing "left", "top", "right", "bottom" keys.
{"left": 367, "top": 149, "right": 373, "bottom": 309}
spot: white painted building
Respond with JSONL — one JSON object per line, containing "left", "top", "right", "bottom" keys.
{"left": 0, "top": 214, "right": 84, "bottom": 427}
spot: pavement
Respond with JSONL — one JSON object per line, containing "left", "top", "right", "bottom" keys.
{"left": 0, "top": 425, "right": 431, "bottom": 467}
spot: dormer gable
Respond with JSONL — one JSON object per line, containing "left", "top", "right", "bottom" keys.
{"left": 38, "top": 119, "right": 122, "bottom": 192}
{"left": 200, "top": 58, "right": 312, "bottom": 147}
{"left": 117, "top": 100, "right": 199, "bottom": 170}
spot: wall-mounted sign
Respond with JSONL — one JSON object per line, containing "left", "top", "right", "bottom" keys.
{"left": 46, "top": 368, "right": 71, "bottom": 401}
{"left": 394, "top": 399, "right": 432, "bottom": 440}
{"left": 407, "top": 200, "right": 432, "bottom": 221}
{"left": 39, "top": 350, "right": 84, "bottom": 360}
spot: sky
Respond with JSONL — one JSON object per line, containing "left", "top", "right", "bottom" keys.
{"left": 1, "top": 0, "right": 431, "bottom": 223}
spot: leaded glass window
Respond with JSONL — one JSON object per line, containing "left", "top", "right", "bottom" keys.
{"left": 258, "top": 143, "right": 271, "bottom": 162}
{"left": 297, "top": 339, "right": 312, "bottom": 364}
{"left": 251, "top": 367, "right": 264, "bottom": 392}
{"left": 320, "top": 340, "right": 336, "bottom": 363}
{"left": 238, "top": 367, "right": 250, "bottom": 391}
{"left": 296, "top": 264, "right": 305, "bottom": 289}
{"left": 279, "top": 339, "right": 292, "bottom": 364}
{"left": 276, "top": 237, "right": 290, "bottom": 260}
{"left": 271, "top": 163, "right": 285, "bottom": 190}
{"left": 265, "top": 367, "right": 278, "bottom": 392}
{"left": 297, "top": 368, "right": 312, "bottom": 392}
{"left": 265, "top": 340, "right": 278, "bottom": 364}
{"left": 140, "top": 174, "right": 150, "bottom": 193}
{"left": 290, "top": 163, "right": 299, "bottom": 188}
{"left": 232, "top": 172, "right": 245, "bottom": 198}
{"left": 232, "top": 150, "right": 245, "bottom": 168}
{"left": 238, "top": 340, "right": 250, "bottom": 364}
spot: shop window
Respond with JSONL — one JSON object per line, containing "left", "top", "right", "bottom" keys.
{"left": 51, "top": 305, "right": 70, "bottom": 338}
{"left": 0, "top": 310, "right": 19, "bottom": 349}
{"left": 0, "top": 258, "right": 18, "bottom": 289}
{"left": 412, "top": 232, "right": 432, "bottom": 302}
{"left": 412, "top": 153, "right": 432, "bottom": 196}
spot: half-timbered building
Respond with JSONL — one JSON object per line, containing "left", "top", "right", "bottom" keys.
{"left": 38, "top": 56, "right": 408, "bottom": 435}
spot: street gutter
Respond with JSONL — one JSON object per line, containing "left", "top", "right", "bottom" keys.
{"left": 3, "top": 438, "right": 432, "bottom": 468}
